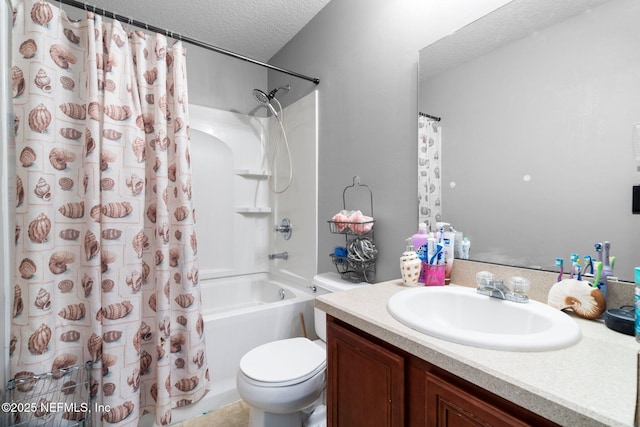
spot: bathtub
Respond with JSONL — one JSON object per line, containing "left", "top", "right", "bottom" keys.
{"left": 163, "top": 273, "right": 316, "bottom": 425}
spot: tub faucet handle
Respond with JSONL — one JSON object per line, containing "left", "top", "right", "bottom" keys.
{"left": 273, "top": 218, "right": 293, "bottom": 240}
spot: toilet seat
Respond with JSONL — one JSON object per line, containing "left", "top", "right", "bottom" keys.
{"left": 239, "top": 337, "right": 326, "bottom": 387}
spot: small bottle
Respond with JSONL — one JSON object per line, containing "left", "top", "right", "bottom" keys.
{"left": 461, "top": 237, "right": 470, "bottom": 260}
{"left": 400, "top": 238, "right": 421, "bottom": 286}
{"left": 452, "top": 227, "right": 464, "bottom": 258}
{"left": 635, "top": 267, "right": 640, "bottom": 342}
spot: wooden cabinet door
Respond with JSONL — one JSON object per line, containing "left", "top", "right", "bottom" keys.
{"left": 327, "top": 318, "right": 405, "bottom": 427}
{"left": 425, "top": 373, "right": 532, "bottom": 427}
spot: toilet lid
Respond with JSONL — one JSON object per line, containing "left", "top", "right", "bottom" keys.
{"left": 240, "top": 337, "right": 326, "bottom": 384}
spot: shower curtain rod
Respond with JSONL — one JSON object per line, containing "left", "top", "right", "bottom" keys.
{"left": 55, "top": 0, "right": 321, "bottom": 85}
{"left": 419, "top": 112, "right": 441, "bottom": 122}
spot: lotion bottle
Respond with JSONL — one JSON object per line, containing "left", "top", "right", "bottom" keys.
{"left": 400, "top": 238, "right": 421, "bottom": 286}
{"left": 442, "top": 231, "right": 455, "bottom": 280}
{"left": 411, "top": 223, "right": 429, "bottom": 252}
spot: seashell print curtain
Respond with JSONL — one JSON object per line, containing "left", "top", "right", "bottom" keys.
{"left": 418, "top": 115, "right": 442, "bottom": 231}
{"left": 10, "top": 0, "right": 209, "bottom": 425}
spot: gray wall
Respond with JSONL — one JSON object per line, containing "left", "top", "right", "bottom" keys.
{"left": 269, "top": 0, "right": 510, "bottom": 281}
{"left": 188, "top": 44, "right": 267, "bottom": 115}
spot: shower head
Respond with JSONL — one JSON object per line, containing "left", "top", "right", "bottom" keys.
{"left": 252, "top": 85, "right": 290, "bottom": 119}
{"left": 252, "top": 88, "right": 270, "bottom": 104}
{"left": 252, "top": 84, "right": 290, "bottom": 104}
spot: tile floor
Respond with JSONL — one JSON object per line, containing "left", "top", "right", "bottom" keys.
{"left": 175, "top": 400, "right": 250, "bottom": 427}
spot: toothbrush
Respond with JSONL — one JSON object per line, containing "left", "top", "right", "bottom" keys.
{"left": 555, "top": 258, "right": 564, "bottom": 282}
{"left": 594, "top": 243, "right": 603, "bottom": 263}
{"left": 603, "top": 242, "right": 611, "bottom": 267}
{"left": 430, "top": 244, "right": 443, "bottom": 265}
{"left": 576, "top": 259, "right": 582, "bottom": 281}
{"left": 426, "top": 237, "right": 437, "bottom": 265}
{"left": 569, "top": 253, "right": 579, "bottom": 279}
{"left": 600, "top": 241, "right": 613, "bottom": 285}
{"left": 592, "top": 261, "right": 602, "bottom": 288}
{"left": 582, "top": 255, "right": 593, "bottom": 276}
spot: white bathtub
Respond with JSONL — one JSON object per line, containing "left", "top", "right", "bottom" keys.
{"left": 165, "top": 273, "right": 316, "bottom": 425}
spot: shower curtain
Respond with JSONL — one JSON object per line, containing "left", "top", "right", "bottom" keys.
{"left": 418, "top": 115, "right": 442, "bottom": 231}
{"left": 10, "top": 0, "right": 209, "bottom": 425}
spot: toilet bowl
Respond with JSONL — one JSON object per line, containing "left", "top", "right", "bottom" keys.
{"left": 236, "top": 273, "right": 368, "bottom": 427}
{"left": 237, "top": 337, "right": 326, "bottom": 427}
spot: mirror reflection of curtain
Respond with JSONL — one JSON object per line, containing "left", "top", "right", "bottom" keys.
{"left": 418, "top": 116, "right": 441, "bottom": 231}
{"left": 11, "top": 1, "right": 209, "bottom": 425}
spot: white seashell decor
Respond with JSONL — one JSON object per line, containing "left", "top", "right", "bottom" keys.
{"left": 547, "top": 278, "right": 606, "bottom": 320}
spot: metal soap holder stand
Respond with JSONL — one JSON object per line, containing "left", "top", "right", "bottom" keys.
{"left": 328, "top": 176, "right": 376, "bottom": 283}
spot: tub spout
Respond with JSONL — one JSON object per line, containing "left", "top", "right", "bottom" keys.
{"left": 268, "top": 251, "right": 288, "bottom": 261}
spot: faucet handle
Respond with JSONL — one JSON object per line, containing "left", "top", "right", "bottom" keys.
{"left": 476, "top": 271, "right": 495, "bottom": 287}
{"left": 507, "top": 276, "right": 530, "bottom": 295}
{"left": 273, "top": 218, "right": 293, "bottom": 240}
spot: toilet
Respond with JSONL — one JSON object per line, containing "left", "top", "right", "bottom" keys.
{"left": 237, "top": 272, "right": 367, "bottom": 427}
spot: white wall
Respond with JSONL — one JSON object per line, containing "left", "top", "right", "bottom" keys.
{"left": 269, "top": 0, "right": 511, "bottom": 281}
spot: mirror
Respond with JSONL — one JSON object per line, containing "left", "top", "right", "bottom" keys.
{"left": 419, "top": 0, "right": 640, "bottom": 282}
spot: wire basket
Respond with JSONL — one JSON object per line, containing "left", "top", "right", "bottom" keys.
{"left": 327, "top": 220, "right": 375, "bottom": 235}
{"left": 2, "top": 362, "right": 92, "bottom": 427}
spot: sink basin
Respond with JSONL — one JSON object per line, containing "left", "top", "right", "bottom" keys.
{"left": 387, "top": 286, "right": 581, "bottom": 352}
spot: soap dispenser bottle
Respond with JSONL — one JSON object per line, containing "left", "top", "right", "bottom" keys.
{"left": 400, "top": 238, "right": 421, "bottom": 286}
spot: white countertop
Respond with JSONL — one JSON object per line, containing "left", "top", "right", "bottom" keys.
{"left": 315, "top": 279, "right": 639, "bottom": 427}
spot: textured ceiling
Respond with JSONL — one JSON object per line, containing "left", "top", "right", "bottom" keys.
{"left": 62, "top": 0, "right": 333, "bottom": 62}
{"left": 419, "top": 0, "right": 613, "bottom": 81}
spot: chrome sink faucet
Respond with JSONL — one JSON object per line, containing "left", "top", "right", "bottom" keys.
{"left": 476, "top": 272, "right": 530, "bottom": 303}
{"left": 478, "top": 279, "right": 507, "bottom": 299}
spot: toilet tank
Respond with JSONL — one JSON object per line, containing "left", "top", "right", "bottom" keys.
{"left": 312, "top": 272, "right": 369, "bottom": 342}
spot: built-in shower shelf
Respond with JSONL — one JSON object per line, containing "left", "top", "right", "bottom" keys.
{"left": 235, "top": 207, "right": 272, "bottom": 214}
{"left": 234, "top": 169, "right": 271, "bottom": 178}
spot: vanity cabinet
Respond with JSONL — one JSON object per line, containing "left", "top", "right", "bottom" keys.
{"left": 327, "top": 316, "right": 405, "bottom": 426}
{"left": 327, "top": 316, "right": 559, "bottom": 427}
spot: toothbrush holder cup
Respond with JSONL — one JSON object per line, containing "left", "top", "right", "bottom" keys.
{"left": 423, "top": 263, "right": 446, "bottom": 286}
